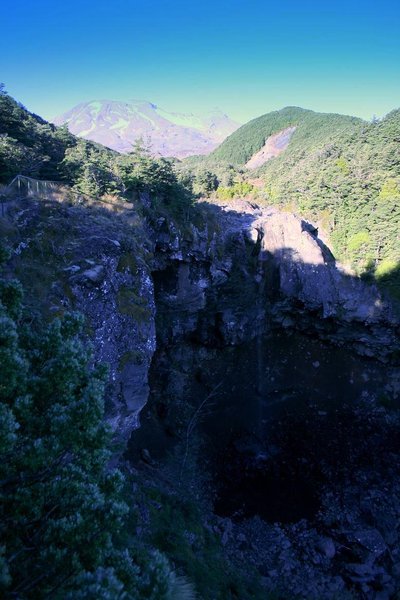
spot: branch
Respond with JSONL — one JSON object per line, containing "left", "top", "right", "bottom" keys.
{"left": 180, "top": 382, "right": 222, "bottom": 481}
{"left": 0, "top": 451, "right": 73, "bottom": 490}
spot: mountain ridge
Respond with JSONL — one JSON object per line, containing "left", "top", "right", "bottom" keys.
{"left": 52, "top": 99, "right": 240, "bottom": 158}
{"left": 208, "top": 105, "right": 364, "bottom": 165}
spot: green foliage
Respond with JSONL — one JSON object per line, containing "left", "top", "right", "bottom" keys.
{"left": 258, "top": 109, "right": 400, "bottom": 299}
{"left": 374, "top": 259, "right": 400, "bottom": 300}
{"left": 181, "top": 106, "right": 400, "bottom": 300}
{"left": 138, "top": 481, "right": 266, "bottom": 600}
{"left": 177, "top": 157, "right": 240, "bottom": 196}
{"left": 61, "top": 141, "right": 120, "bottom": 196}
{"left": 187, "top": 105, "right": 400, "bottom": 302}
{"left": 0, "top": 247, "right": 195, "bottom": 599}
{"left": 116, "top": 140, "right": 193, "bottom": 214}
{"left": 0, "top": 134, "right": 49, "bottom": 181}
{"left": 208, "top": 106, "right": 361, "bottom": 166}
{"left": 216, "top": 181, "right": 256, "bottom": 200}
{"left": 0, "top": 89, "right": 195, "bottom": 215}
{"left": 378, "top": 178, "right": 400, "bottom": 200}
{"left": 375, "top": 258, "right": 398, "bottom": 279}
{"left": 348, "top": 231, "right": 371, "bottom": 252}
{"left": 0, "top": 87, "right": 77, "bottom": 182}
{"left": 261, "top": 109, "right": 400, "bottom": 300}
{"left": 194, "top": 170, "right": 219, "bottom": 196}
{"left": 335, "top": 156, "right": 350, "bottom": 174}
{"left": 0, "top": 85, "right": 123, "bottom": 193}
{"left": 0, "top": 300, "right": 129, "bottom": 596}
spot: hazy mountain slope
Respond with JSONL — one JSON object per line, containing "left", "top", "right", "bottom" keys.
{"left": 53, "top": 100, "right": 240, "bottom": 158}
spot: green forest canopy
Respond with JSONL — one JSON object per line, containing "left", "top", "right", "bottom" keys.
{"left": 182, "top": 106, "right": 400, "bottom": 300}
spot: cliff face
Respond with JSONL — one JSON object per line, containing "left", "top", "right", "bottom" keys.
{"left": 250, "top": 208, "right": 399, "bottom": 357}
{"left": 2, "top": 194, "right": 399, "bottom": 445}
{"left": 150, "top": 199, "right": 398, "bottom": 360}
{"left": 2, "top": 196, "right": 156, "bottom": 444}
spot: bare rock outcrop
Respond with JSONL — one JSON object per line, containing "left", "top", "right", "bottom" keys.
{"left": 245, "top": 126, "right": 296, "bottom": 169}
{"left": 253, "top": 211, "right": 391, "bottom": 320}
{"left": 4, "top": 193, "right": 399, "bottom": 448}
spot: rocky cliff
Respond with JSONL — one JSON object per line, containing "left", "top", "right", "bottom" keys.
{"left": 2, "top": 193, "right": 399, "bottom": 445}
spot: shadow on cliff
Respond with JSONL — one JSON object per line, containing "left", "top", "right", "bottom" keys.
{"left": 130, "top": 197, "right": 399, "bottom": 506}
{"left": 152, "top": 198, "right": 399, "bottom": 362}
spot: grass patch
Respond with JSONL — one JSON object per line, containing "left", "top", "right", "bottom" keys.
{"left": 118, "top": 350, "right": 145, "bottom": 371}
{"left": 137, "top": 481, "right": 267, "bottom": 600}
{"left": 117, "top": 285, "right": 152, "bottom": 322}
{"left": 117, "top": 252, "right": 138, "bottom": 273}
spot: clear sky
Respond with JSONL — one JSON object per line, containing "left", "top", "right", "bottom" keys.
{"left": 1, "top": 0, "right": 399, "bottom": 123}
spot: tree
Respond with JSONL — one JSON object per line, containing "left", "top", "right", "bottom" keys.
{"left": 61, "top": 141, "right": 120, "bottom": 196}
{"left": 0, "top": 270, "right": 128, "bottom": 595}
{"left": 0, "top": 247, "right": 193, "bottom": 599}
{"left": 116, "top": 141, "right": 193, "bottom": 213}
{"left": 195, "top": 170, "right": 219, "bottom": 196}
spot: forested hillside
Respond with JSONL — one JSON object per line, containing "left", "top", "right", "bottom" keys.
{"left": 0, "top": 85, "right": 78, "bottom": 182}
{"left": 0, "top": 87, "right": 193, "bottom": 213}
{"left": 209, "top": 106, "right": 362, "bottom": 165}
{"left": 180, "top": 108, "right": 356, "bottom": 196}
{"left": 258, "top": 109, "right": 400, "bottom": 298}
{"left": 182, "top": 107, "right": 400, "bottom": 300}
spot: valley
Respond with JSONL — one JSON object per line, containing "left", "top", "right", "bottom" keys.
{"left": 1, "top": 87, "right": 400, "bottom": 599}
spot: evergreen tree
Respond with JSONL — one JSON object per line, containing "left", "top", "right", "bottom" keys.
{"left": 195, "top": 170, "right": 218, "bottom": 196}
{"left": 0, "top": 247, "right": 192, "bottom": 599}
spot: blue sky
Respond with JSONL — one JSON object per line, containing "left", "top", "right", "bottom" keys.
{"left": 1, "top": 0, "right": 399, "bottom": 123}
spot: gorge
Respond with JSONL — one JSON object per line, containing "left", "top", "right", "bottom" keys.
{"left": 1, "top": 88, "right": 400, "bottom": 599}
{"left": 3, "top": 187, "right": 400, "bottom": 598}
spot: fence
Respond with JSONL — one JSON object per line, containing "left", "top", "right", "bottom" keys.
{"left": 0, "top": 175, "right": 133, "bottom": 216}
{"left": 5, "top": 175, "right": 76, "bottom": 201}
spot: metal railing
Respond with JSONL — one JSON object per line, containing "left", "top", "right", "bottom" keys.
{"left": 0, "top": 175, "right": 133, "bottom": 216}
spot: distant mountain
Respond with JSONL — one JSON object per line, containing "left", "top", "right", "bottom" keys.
{"left": 52, "top": 100, "right": 240, "bottom": 158}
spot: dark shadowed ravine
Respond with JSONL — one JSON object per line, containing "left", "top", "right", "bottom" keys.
{"left": 129, "top": 328, "right": 395, "bottom": 522}
{"left": 125, "top": 199, "right": 400, "bottom": 598}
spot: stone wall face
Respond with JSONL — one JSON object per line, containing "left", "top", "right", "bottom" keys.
{"left": 6, "top": 196, "right": 399, "bottom": 447}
